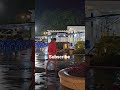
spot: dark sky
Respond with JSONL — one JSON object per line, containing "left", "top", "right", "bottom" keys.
{"left": 35, "top": 0, "right": 85, "bottom": 29}
{"left": 0, "top": 0, "right": 34, "bottom": 23}
{"left": 36, "top": 0, "right": 84, "bottom": 15}
{"left": 36, "top": 0, "right": 84, "bottom": 10}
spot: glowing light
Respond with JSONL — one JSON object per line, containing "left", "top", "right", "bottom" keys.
{"left": 74, "top": 34, "right": 77, "bottom": 37}
{"left": 21, "top": 15, "right": 25, "bottom": 19}
{"left": 35, "top": 26, "right": 37, "bottom": 33}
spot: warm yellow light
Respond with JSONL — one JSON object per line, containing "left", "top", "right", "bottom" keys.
{"left": 44, "top": 32, "right": 46, "bottom": 35}
{"left": 64, "top": 44, "right": 67, "bottom": 48}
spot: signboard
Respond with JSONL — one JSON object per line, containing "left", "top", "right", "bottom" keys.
{"left": 70, "top": 43, "right": 74, "bottom": 48}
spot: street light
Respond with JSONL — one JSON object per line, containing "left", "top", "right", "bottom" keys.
{"left": 43, "top": 32, "right": 48, "bottom": 35}
{"left": 44, "top": 32, "right": 46, "bottom": 35}
{"left": 21, "top": 14, "right": 31, "bottom": 23}
{"left": 35, "top": 26, "right": 37, "bottom": 33}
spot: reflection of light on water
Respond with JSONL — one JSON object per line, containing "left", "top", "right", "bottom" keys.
{"left": 44, "top": 47, "right": 48, "bottom": 54}
{"left": 35, "top": 73, "right": 45, "bottom": 84}
{"left": 42, "top": 47, "right": 48, "bottom": 54}
{"left": 35, "top": 54, "right": 41, "bottom": 68}
{"left": 35, "top": 54, "right": 37, "bottom": 61}
{"left": 44, "top": 54, "right": 48, "bottom": 60}
{"left": 35, "top": 53, "right": 47, "bottom": 68}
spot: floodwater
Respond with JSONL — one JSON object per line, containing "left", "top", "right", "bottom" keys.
{"left": 0, "top": 49, "right": 32, "bottom": 90}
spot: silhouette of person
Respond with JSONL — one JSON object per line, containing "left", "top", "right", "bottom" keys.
{"left": 46, "top": 38, "right": 57, "bottom": 71}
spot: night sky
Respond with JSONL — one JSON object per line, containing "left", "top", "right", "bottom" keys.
{"left": 35, "top": 0, "right": 85, "bottom": 32}
{"left": 36, "top": 0, "right": 84, "bottom": 11}
{"left": 35, "top": 0, "right": 84, "bottom": 17}
{"left": 0, "top": 0, "right": 34, "bottom": 24}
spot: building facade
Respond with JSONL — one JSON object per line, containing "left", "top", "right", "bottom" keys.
{"left": 47, "top": 26, "right": 85, "bottom": 49}
{"left": 85, "top": 1, "right": 120, "bottom": 54}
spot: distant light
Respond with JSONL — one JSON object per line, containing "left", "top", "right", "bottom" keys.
{"left": 35, "top": 26, "right": 37, "bottom": 33}
{"left": 21, "top": 15, "right": 25, "bottom": 19}
{"left": 69, "top": 28, "right": 72, "bottom": 30}
{"left": 45, "top": 36, "right": 47, "bottom": 38}
{"left": 74, "top": 34, "right": 77, "bottom": 37}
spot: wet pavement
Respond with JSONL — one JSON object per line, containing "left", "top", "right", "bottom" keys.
{"left": 0, "top": 49, "right": 32, "bottom": 90}
{"left": 85, "top": 67, "right": 120, "bottom": 90}
{"left": 35, "top": 47, "right": 120, "bottom": 90}
{"left": 35, "top": 48, "right": 62, "bottom": 90}
{"left": 35, "top": 47, "right": 85, "bottom": 90}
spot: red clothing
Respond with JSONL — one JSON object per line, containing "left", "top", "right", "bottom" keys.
{"left": 48, "top": 41, "right": 56, "bottom": 55}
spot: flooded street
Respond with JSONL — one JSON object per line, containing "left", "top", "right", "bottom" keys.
{"left": 0, "top": 41, "right": 32, "bottom": 90}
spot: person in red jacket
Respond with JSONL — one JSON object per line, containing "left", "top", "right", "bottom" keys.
{"left": 46, "top": 38, "right": 57, "bottom": 71}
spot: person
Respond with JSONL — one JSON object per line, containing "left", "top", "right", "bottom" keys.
{"left": 46, "top": 38, "right": 57, "bottom": 72}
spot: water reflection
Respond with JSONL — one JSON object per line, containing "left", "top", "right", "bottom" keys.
{"left": 35, "top": 47, "right": 85, "bottom": 90}
{"left": 0, "top": 49, "right": 32, "bottom": 90}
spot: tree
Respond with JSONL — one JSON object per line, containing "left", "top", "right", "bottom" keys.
{"left": 74, "top": 40, "right": 85, "bottom": 54}
{"left": 39, "top": 9, "right": 85, "bottom": 35}
{"left": 75, "top": 40, "right": 85, "bottom": 50}
{"left": 91, "top": 36, "right": 120, "bottom": 66}
{"left": 94, "top": 36, "right": 120, "bottom": 56}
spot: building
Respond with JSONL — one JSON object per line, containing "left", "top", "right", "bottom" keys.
{"left": 47, "top": 26, "right": 85, "bottom": 49}
{"left": 85, "top": 1, "right": 120, "bottom": 54}
{"left": 0, "top": 10, "right": 35, "bottom": 39}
